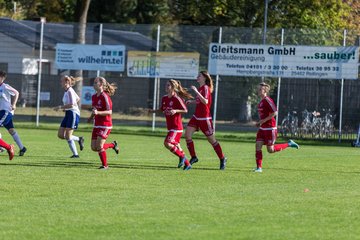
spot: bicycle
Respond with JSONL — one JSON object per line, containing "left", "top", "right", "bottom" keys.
{"left": 280, "top": 111, "right": 299, "bottom": 137}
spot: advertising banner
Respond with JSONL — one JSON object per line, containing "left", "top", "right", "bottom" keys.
{"left": 127, "top": 51, "right": 199, "bottom": 79}
{"left": 81, "top": 86, "right": 96, "bottom": 106}
{"left": 208, "top": 43, "right": 359, "bottom": 79}
{"left": 56, "top": 44, "right": 125, "bottom": 72}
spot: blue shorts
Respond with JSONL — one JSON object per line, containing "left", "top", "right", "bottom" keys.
{"left": 60, "top": 110, "right": 80, "bottom": 129}
{"left": 0, "top": 110, "right": 14, "bottom": 129}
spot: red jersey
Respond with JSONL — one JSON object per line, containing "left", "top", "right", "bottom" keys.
{"left": 257, "top": 96, "right": 277, "bottom": 129}
{"left": 194, "top": 85, "right": 212, "bottom": 119}
{"left": 161, "top": 94, "right": 187, "bottom": 131}
{"left": 92, "top": 92, "right": 113, "bottom": 128}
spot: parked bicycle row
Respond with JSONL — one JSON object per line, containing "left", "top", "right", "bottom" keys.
{"left": 279, "top": 109, "right": 336, "bottom": 139}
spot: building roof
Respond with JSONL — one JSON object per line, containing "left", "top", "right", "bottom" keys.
{"left": 0, "top": 18, "right": 156, "bottom": 51}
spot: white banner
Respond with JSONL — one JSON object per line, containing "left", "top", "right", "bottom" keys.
{"left": 208, "top": 43, "right": 359, "bottom": 79}
{"left": 55, "top": 44, "right": 125, "bottom": 72}
{"left": 127, "top": 51, "right": 199, "bottom": 79}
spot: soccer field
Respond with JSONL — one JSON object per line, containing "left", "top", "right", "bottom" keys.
{"left": 0, "top": 126, "right": 359, "bottom": 240}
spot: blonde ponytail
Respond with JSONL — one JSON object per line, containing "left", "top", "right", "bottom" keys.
{"left": 97, "top": 77, "right": 117, "bottom": 96}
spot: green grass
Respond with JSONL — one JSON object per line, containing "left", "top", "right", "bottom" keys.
{"left": 0, "top": 125, "right": 359, "bottom": 240}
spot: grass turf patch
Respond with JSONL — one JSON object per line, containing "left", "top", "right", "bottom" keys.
{"left": 0, "top": 127, "right": 359, "bottom": 239}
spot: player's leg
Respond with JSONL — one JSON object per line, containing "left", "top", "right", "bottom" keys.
{"left": 57, "top": 127, "right": 66, "bottom": 139}
{"left": 8, "top": 127, "right": 26, "bottom": 156}
{"left": 202, "top": 119, "right": 226, "bottom": 170}
{"left": 65, "top": 128, "right": 79, "bottom": 158}
{"left": 255, "top": 141, "right": 264, "bottom": 172}
{"left": 100, "top": 129, "right": 118, "bottom": 154}
{"left": 69, "top": 113, "right": 84, "bottom": 151}
{"left": 0, "top": 137, "right": 14, "bottom": 160}
{"left": 164, "top": 131, "right": 190, "bottom": 169}
{"left": 266, "top": 129, "right": 299, "bottom": 153}
{"left": 185, "top": 119, "right": 198, "bottom": 165}
{"left": 103, "top": 140, "right": 119, "bottom": 154}
{"left": 4, "top": 113, "right": 26, "bottom": 156}
{"left": 254, "top": 129, "right": 264, "bottom": 172}
{"left": 96, "top": 137, "right": 108, "bottom": 169}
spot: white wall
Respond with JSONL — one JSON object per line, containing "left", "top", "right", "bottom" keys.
{"left": 0, "top": 32, "right": 56, "bottom": 75}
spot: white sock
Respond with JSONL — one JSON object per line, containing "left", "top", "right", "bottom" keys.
{"left": 12, "top": 132, "right": 24, "bottom": 150}
{"left": 71, "top": 135, "right": 79, "bottom": 141}
{"left": 67, "top": 140, "right": 78, "bottom": 156}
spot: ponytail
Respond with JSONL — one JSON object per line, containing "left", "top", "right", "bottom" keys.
{"left": 64, "top": 75, "right": 82, "bottom": 86}
{"left": 169, "top": 79, "right": 193, "bottom": 100}
{"left": 200, "top": 71, "right": 213, "bottom": 93}
{"left": 97, "top": 77, "right": 117, "bottom": 96}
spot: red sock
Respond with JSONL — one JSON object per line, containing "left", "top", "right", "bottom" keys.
{"left": 273, "top": 143, "right": 289, "bottom": 152}
{"left": 184, "top": 159, "right": 190, "bottom": 166}
{"left": 103, "top": 143, "right": 115, "bottom": 150}
{"left": 256, "top": 150, "right": 262, "bottom": 168}
{"left": 98, "top": 149, "right": 107, "bottom": 167}
{"left": 186, "top": 139, "right": 196, "bottom": 157}
{"left": 212, "top": 141, "right": 224, "bottom": 159}
{"left": 0, "top": 139, "right": 10, "bottom": 150}
{"left": 170, "top": 146, "right": 185, "bottom": 158}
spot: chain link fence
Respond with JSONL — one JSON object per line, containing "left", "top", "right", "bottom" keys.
{"left": 0, "top": 18, "right": 359, "bottom": 139}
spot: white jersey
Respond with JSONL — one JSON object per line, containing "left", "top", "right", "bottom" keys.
{"left": 62, "top": 87, "right": 80, "bottom": 116}
{"left": 0, "top": 83, "right": 17, "bottom": 112}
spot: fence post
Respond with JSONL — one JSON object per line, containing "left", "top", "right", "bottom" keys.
{"left": 338, "top": 29, "right": 347, "bottom": 142}
{"left": 96, "top": 23, "right": 103, "bottom": 77}
{"left": 276, "top": 28, "right": 284, "bottom": 128}
{"left": 213, "top": 27, "right": 222, "bottom": 132}
{"left": 36, "top": 17, "right": 46, "bottom": 127}
{"left": 152, "top": 25, "right": 161, "bottom": 131}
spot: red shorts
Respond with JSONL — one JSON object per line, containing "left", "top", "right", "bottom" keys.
{"left": 187, "top": 116, "right": 214, "bottom": 136}
{"left": 92, "top": 128, "right": 112, "bottom": 140}
{"left": 164, "top": 130, "right": 182, "bottom": 145}
{"left": 256, "top": 129, "right": 277, "bottom": 146}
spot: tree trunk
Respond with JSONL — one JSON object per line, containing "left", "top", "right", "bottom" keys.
{"left": 72, "top": 0, "right": 91, "bottom": 106}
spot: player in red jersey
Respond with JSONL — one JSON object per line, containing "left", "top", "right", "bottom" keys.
{"left": 88, "top": 77, "right": 119, "bottom": 170}
{"left": 254, "top": 82, "right": 299, "bottom": 173}
{"left": 0, "top": 132, "right": 14, "bottom": 160}
{"left": 185, "top": 71, "right": 227, "bottom": 170}
{"left": 150, "top": 79, "right": 193, "bottom": 170}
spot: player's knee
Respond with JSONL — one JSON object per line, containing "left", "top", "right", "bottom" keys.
{"left": 267, "top": 148, "right": 275, "bottom": 153}
{"left": 163, "top": 141, "right": 172, "bottom": 149}
{"left": 185, "top": 133, "right": 192, "bottom": 140}
{"left": 8, "top": 129, "right": 15, "bottom": 135}
{"left": 57, "top": 134, "right": 65, "bottom": 139}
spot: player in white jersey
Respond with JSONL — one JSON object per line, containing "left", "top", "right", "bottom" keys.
{"left": 54, "top": 75, "right": 84, "bottom": 158}
{"left": 0, "top": 70, "right": 27, "bottom": 156}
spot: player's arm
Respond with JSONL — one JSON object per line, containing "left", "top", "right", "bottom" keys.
{"left": 93, "top": 109, "right": 112, "bottom": 116}
{"left": 54, "top": 92, "right": 78, "bottom": 111}
{"left": 55, "top": 103, "right": 74, "bottom": 111}
{"left": 191, "top": 85, "right": 208, "bottom": 104}
{"left": 256, "top": 111, "right": 277, "bottom": 127}
{"left": 87, "top": 109, "right": 95, "bottom": 123}
{"left": 168, "top": 108, "right": 187, "bottom": 116}
{"left": 9, "top": 86, "right": 19, "bottom": 111}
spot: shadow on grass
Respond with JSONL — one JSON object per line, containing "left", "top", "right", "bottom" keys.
{"left": 0, "top": 159, "right": 177, "bottom": 171}
{"left": 0, "top": 159, "right": 241, "bottom": 172}
{"left": 268, "top": 166, "right": 360, "bottom": 174}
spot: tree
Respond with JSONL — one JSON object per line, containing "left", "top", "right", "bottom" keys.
{"left": 71, "top": 0, "right": 91, "bottom": 98}
{"left": 87, "top": 0, "right": 172, "bottom": 24}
